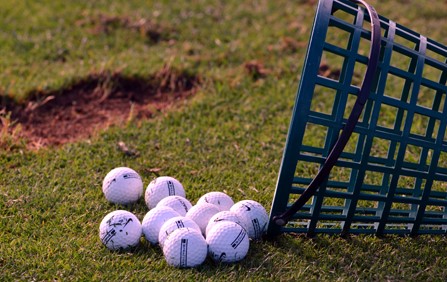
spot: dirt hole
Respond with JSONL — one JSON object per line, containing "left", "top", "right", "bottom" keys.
{"left": 318, "top": 63, "right": 341, "bottom": 80}
{"left": 244, "top": 60, "right": 271, "bottom": 81}
{"left": 1, "top": 65, "right": 200, "bottom": 149}
{"left": 76, "top": 13, "right": 175, "bottom": 43}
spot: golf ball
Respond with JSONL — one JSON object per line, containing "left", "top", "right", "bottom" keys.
{"left": 206, "top": 221, "right": 249, "bottom": 263}
{"left": 205, "top": 210, "right": 246, "bottom": 238}
{"left": 145, "top": 176, "right": 186, "bottom": 209}
{"left": 158, "top": 216, "right": 201, "bottom": 248}
{"left": 185, "top": 203, "right": 220, "bottom": 235}
{"left": 163, "top": 228, "right": 208, "bottom": 268}
{"left": 230, "top": 200, "right": 268, "bottom": 240}
{"left": 99, "top": 210, "right": 142, "bottom": 251}
{"left": 197, "top": 191, "right": 234, "bottom": 211}
{"left": 142, "top": 206, "right": 180, "bottom": 245}
{"left": 156, "top": 195, "right": 192, "bottom": 216}
{"left": 102, "top": 167, "right": 143, "bottom": 205}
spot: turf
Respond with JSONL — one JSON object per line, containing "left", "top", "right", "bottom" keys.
{"left": 2, "top": 0, "right": 447, "bottom": 280}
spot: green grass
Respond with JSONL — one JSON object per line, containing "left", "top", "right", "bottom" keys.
{"left": 2, "top": 0, "right": 447, "bottom": 280}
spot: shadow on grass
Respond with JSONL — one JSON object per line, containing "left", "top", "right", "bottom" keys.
{"left": 251, "top": 232, "right": 447, "bottom": 279}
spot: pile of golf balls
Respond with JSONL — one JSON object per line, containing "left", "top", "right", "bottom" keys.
{"left": 98, "top": 170, "right": 269, "bottom": 268}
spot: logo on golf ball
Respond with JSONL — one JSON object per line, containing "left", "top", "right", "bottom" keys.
{"left": 123, "top": 173, "right": 140, "bottom": 180}
{"left": 180, "top": 238, "right": 188, "bottom": 267}
{"left": 231, "top": 228, "right": 247, "bottom": 249}
{"left": 252, "top": 218, "right": 261, "bottom": 239}
{"left": 167, "top": 181, "right": 175, "bottom": 195}
{"left": 175, "top": 220, "right": 185, "bottom": 229}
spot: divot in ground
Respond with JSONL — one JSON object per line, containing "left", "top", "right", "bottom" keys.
{"left": 2, "top": 66, "right": 200, "bottom": 148}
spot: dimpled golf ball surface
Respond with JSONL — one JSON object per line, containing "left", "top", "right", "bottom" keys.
{"left": 158, "top": 216, "right": 201, "bottom": 248}
{"left": 206, "top": 221, "right": 249, "bottom": 263}
{"left": 230, "top": 200, "right": 268, "bottom": 240}
{"left": 205, "top": 210, "right": 246, "bottom": 237}
{"left": 145, "top": 176, "right": 186, "bottom": 209}
{"left": 185, "top": 203, "right": 220, "bottom": 235}
{"left": 156, "top": 195, "right": 192, "bottom": 216}
{"left": 99, "top": 210, "right": 142, "bottom": 251}
{"left": 197, "top": 191, "right": 234, "bottom": 211}
{"left": 102, "top": 167, "right": 143, "bottom": 205}
{"left": 163, "top": 228, "right": 207, "bottom": 268}
{"left": 142, "top": 206, "right": 180, "bottom": 245}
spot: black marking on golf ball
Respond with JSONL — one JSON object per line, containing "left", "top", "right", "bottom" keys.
{"left": 242, "top": 204, "right": 251, "bottom": 211}
{"left": 123, "top": 173, "right": 140, "bottom": 180}
{"left": 106, "top": 216, "right": 133, "bottom": 234}
{"left": 231, "top": 228, "right": 246, "bottom": 249}
{"left": 102, "top": 229, "right": 117, "bottom": 244}
{"left": 175, "top": 220, "right": 185, "bottom": 228}
{"left": 106, "top": 178, "right": 117, "bottom": 190}
{"left": 107, "top": 215, "right": 133, "bottom": 228}
{"left": 177, "top": 199, "right": 188, "bottom": 212}
{"left": 252, "top": 218, "right": 261, "bottom": 238}
{"left": 180, "top": 239, "right": 188, "bottom": 267}
{"left": 106, "top": 215, "right": 117, "bottom": 227}
{"left": 123, "top": 218, "right": 133, "bottom": 228}
{"left": 167, "top": 181, "right": 175, "bottom": 195}
{"left": 218, "top": 252, "right": 227, "bottom": 263}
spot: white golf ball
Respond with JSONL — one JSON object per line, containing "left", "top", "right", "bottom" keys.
{"left": 163, "top": 228, "right": 208, "bottom": 268}
{"left": 197, "top": 191, "right": 234, "bottom": 211}
{"left": 158, "top": 216, "right": 201, "bottom": 248}
{"left": 142, "top": 206, "right": 180, "bottom": 245}
{"left": 205, "top": 210, "right": 246, "bottom": 238}
{"left": 230, "top": 200, "right": 268, "bottom": 240}
{"left": 156, "top": 195, "right": 192, "bottom": 216}
{"left": 102, "top": 167, "right": 143, "bottom": 205}
{"left": 185, "top": 203, "right": 220, "bottom": 235}
{"left": 145, "top": 176, "right": 186, "bottom": 209}
{"left": 206, "top": 221, "right": 249, "bottom": 263}
{"left": 99, "top": 210, "right": 142, "bottom": 251}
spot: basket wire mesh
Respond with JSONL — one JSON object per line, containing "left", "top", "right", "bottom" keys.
{"left": 268, "top": 0, "right": 447, "bottom": 237}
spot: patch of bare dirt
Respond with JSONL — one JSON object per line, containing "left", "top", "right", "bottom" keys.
{"left": 1, "top": 65, "right": 200, "bottom": 148}
{"left": 318, "top": 63, "right": 341, "bottom": 80}
{"left": 244, "top": 60, "right": 271, "bottom": 81}
{"left": 76, "top": 13, "right": 175, "bottom": 43}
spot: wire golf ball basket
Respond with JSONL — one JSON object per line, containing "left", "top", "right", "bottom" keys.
{"left": 268, "top": 0, "right": 447, "bottom": 237}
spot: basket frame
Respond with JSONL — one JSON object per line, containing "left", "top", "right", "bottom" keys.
{"left": 268, "top": 0, "right": 447, "bottom": 237}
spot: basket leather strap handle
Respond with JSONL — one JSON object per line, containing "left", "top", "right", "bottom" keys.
{"left": 272, "top": 0, "right": 381, "bottom": 227}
